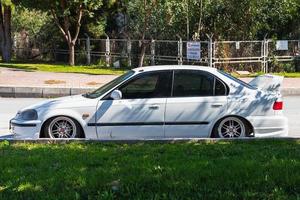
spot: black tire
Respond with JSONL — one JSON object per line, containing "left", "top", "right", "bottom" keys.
{"left": 211, "top": 116, "right": 250, "bottom": 138}
{"left": 42, "top": 116, "right": 84, "bottom": 138}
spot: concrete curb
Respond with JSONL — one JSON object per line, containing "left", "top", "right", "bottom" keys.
{"left": 0, "top": 86, "right": 300, "bottom": 98}
{"left": 0, "top": 137, "right": 299, "bottom": 144}
{"left": 281, "top": 88, "right": 300, "bottom": 96}
{"left": 0, "top": 86, "right": 94, "bottom": 98}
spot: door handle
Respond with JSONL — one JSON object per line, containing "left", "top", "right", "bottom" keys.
{"left": 149, "top": 105, "right": 159, "bottom": 110}
{"left": 211, "top": 104, "right": 223, "bottom": 108}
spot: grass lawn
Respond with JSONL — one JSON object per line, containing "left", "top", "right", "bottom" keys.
{"left": 0, "top": 140, "right": 299, "bottom": 199}
{"left": 0, "top": 62, "right": 126, "bottom": 75}
{"left": 234, "top": 71, "right": 300, "bottom": 78}
{"left": 272, "top": 72, "right": 300, "bottom": 78}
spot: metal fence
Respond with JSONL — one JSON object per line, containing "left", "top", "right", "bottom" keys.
{"left": 12, "top": 35, "right": 300, "bottom": 73}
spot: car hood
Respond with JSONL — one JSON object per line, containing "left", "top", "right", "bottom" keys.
{"left": 20, "top": 95, "right": 96, "bottom": 112}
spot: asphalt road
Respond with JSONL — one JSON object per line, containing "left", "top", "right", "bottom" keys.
{"left": 1, "top": 97, "right": 299, "bottom": 138}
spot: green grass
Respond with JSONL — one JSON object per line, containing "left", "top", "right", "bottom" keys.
{"left": 234, "top": 71, "right": 300, "bottom": 78}
{"left": 0, "top": 62, "right": 126, "bottom": 75}
{"left": 0, "top": 140, "right": 299, "bottom": 199}
{"left": 272, "top": 72, "right": 300, "bottom": 78}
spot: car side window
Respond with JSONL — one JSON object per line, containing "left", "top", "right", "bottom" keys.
{"left": 118, "top": 71, "right": 172, "bottom": 99}
{"left": 172, "top": 70, "right": 214, "bottom": 97}
{"left": 215, "top": 78, "right": 227, "bottom": 96}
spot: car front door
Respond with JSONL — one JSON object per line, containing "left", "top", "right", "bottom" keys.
{"left": 96, "top": 70, "right": 172, "bottom": 139}
{"left": 165, "top": 70, "right": 228, "bottom": 138}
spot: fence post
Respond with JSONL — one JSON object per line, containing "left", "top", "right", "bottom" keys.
{"left": 127, "top": 38, "right": 132, "bottom": 68}
{"left": 212, "top": 41, "right": 216, "bottom": 68}
{"left": 209, "top": 38, "right": 213, "bottom": 68}
{"left": 265, "top": 40, "right": 269, "bottom": 73}
{"left": 85, "top": 34, "right": 91, "bottom": 65}
{"left": 177, "top": 37, "right": 183, "bottom": 65}
{"left": 151, "top": 39, "right": 155, "bottom": 65}
{"left": 261, "top": 40, "right": 265, "bottom": 72}
{"left": 105, "top": 35, "right": 110, "bottom": 67}
{"left": 206, "top": 34, "right": 214, "bottom": 68}
{"left": 262, "top": 35, "right": 269, "bottom": 73}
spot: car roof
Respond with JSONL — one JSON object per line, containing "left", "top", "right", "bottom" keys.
{"left": 132, "top": 65, "right": 218, "bottom": 73}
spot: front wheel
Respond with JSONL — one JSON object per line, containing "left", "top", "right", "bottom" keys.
{"left": 212, "top": 117, "right": 247, "bottom": 138}
{"left": 43, "top": 116, "right": 83, "bottom": 138}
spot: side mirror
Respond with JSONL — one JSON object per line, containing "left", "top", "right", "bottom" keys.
{"left": 110, "top": 90, "right": 122, "bottom": 100}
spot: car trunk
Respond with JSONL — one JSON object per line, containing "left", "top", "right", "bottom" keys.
{"left": 249, "top": 74, "right": 284, "bottom": 115}
{"left": 249, "top": 74, "right": 283, "bottom": 94}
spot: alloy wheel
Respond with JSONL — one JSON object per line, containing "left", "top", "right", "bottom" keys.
{"left": 48, "top": 116, "right": 77, "bottom": 138}
{"left": 217, "top": 117, "right": 246, "bottom": 138}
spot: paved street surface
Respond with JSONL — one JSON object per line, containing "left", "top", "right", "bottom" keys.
{"left": 0, "top": 96, "right": 299, "bottom": 138}
{"left": 283, "top": 96, "right": 300, "bottom": 137}
{"left": 0, "top": 98, "right": 44, "bottom": 138}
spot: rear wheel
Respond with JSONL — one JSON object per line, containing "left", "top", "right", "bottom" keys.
{"left": 212, "top": 117, "right": 247, "bottom": 138}
{"left": 43, "top": 116, "right": 83, "bottom": 138}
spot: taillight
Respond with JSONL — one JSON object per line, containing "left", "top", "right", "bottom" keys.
{"left": 273, "top": 101, "right": 283, "bottom": 110}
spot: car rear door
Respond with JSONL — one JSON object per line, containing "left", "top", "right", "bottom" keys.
{"left": 164, "top": 70, "right": 228, "bottom": 138}
{"left": 96, "top": 70, "right": 172, "bottom": 139}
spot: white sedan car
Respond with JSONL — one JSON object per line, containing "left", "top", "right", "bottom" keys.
{"left": 10, "top": 65, "right": 288, "bottom": 139}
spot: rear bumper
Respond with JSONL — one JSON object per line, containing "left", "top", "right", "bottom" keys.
{"left": 10, "top": 119, "right": 41, "bottom": 139}
{"left": 247, "top": 115, "right": 288, "bottom": 137}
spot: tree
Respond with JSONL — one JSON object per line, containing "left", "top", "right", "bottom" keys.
{"left": 254, "top": 0, "right": 300, "bottom": 39}
{"left": 127, "top": 0, "right": 158, "bottom": 67}
{"left": 12, "top": 7, "right": 50, "bottom": 36}
{"left": 0, "top": 0, "right": 13, "bottom": 62}
{"left": 19, "top": 0, "right": 103, "bottom": 65}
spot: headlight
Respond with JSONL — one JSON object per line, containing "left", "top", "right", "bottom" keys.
{"left": 16, "top": 109, "right": 38, "bottom": 120}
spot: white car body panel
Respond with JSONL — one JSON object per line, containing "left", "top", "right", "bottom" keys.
{"left": 10, "top": 65, "right": 288, "bottom": 139}
{"left": 96, "top": 98, "right": 166, "bottom": 139}
{"left": 165, "top": 96, "right": 227, "bottom": 138}
{"left": 247, "top": 115, "right": 288, "bottom": 137}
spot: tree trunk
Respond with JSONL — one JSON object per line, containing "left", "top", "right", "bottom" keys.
{"left": 197, "top": 0, "right": 203, "bottom": 38}
{"left": 138, "top": 0, "right": 150, "bottom": 67}
{"left": 68, "top": 42, "right": 75, "bottom": 66}
{"left": 0, "top": 5, "right": 12, "bottom": 63}
{"left": 138, "top": 42, "right": 146, "bottom": 67}
{"left": 3, "top": 6, "right": 11, "bottom": 62}
{"left": 2, "top": 43, "right": 11, "bottom": 62}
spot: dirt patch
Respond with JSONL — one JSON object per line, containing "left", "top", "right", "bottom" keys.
{"left": 44, "top": 80, "right": 66, "bottom": 84}
{"left": 86, "top": 81, "right": 102, "bottom": 86}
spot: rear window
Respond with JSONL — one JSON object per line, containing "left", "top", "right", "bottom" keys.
{"left": 218, "top": 70, "right": 256, "bottom": 90}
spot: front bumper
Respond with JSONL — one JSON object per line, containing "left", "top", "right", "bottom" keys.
{"left": 247, "top": 115, "right": 288, "bottom": 137}
{"left": 10, "top": 119, "right": 42, "bottom": 139}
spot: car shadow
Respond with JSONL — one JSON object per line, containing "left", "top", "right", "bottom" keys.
{"left": 0, "top": 134, "right": 14, "bottom": 139}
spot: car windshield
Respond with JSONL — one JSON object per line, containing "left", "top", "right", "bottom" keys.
{"left": 83, "top": 70, "right": 135, "bottom": 99}
{"left": 218, "top": 70, "right": 256, "bottom": 90}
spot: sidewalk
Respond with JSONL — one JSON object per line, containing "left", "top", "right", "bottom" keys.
{"left": 0, "top": 67, "right": 117, "bottom": 88}
{"left": 1, "top": 67, "right": 300, "bottom": 97}
{"left": 0, "top": 67, "right": 117, "bottom": 97}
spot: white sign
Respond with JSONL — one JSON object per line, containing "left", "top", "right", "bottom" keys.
{"left": 235, "top": 41, "right": 240, "bottom": 50}
{"left": 276, "top": 40, "right": 288, "bottom": 50}
{"left": 187, "top": 42, "right": 201, "bottom": 60}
